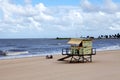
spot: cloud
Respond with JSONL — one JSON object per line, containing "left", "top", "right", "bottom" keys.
{"left": 103, "top": 0, "right": 119, "bottom": 13}
{"left": 109, "top": 26, "right": 120, "bottom": 30}
{"left": 24, "top": 0, "right": 31, "bottom": 4}
{"left": 81, "top": 0, "right": 120, "bottom": 13}
{"left": 109, "top": 22, "right": 120, "bottom": 30}
{"left": 0, "top": 0, "right": 52, "bottom": 33}
{"left": 0, "top": 0, "right": 120, "bottom": 38}
{"left": 80, "top": 0, "right": 99, "bottom": 12}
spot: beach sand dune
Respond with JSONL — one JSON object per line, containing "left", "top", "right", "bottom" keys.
{"left": 0, "top": 50, "right": 120, "bottom": 80}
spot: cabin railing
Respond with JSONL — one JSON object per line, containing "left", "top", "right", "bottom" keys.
{"left": 59, "top": 48, "right": 96, "bottom": 62}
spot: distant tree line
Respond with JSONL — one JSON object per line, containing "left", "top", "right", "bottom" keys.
{"left": 98, "top": 33, "right": 120, "bottom": 39}
{"left": 56, "top": 33, "right": 120, "bottom": 40}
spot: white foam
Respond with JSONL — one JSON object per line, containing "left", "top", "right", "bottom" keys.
{"left": 0, "top": 51, "right": 61, "bottom": 60}
{"left": 97, "top": 45, "right": 120, "bottom": 51}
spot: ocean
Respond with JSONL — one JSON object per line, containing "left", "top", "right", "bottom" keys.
{"left": 0, "top": 38, "right": 120, "bottom": 60}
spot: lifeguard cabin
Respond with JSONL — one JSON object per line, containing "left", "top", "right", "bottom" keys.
{"left": 58, "top": 38, "right": 96, "bottom": 62}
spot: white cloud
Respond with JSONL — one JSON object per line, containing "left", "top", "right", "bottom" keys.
{"left": 116, "top": 12, "right": 120, "bottom": 18}
{"left": 24, "top": 0, "right": 31, "bottom": 4}
{"left": 0, "top": 28, "right": 3, "bottom": 31}
{"left": 109, "top": 26, "right": 120, "bottom": 30}
{"left": 103, "top": 0, "right": 119, "bottom": 13}
{"left": 0, "top": 0, "right": 52, "bottom": 33}
{"left": 109, "top": 22, "right": 120, "bottom": 30}
{"left": 35, "top": 3, "right": 47, "bottom": 12}
{"left": 0, "top": 0, "right": 120, "bottom": 38}
{"left": 80, "top": 0, "right": 98, "bottom": 12}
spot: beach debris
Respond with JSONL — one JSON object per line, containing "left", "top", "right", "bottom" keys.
{"left": 46, "top": 55, "right": 53, "bottom": 59}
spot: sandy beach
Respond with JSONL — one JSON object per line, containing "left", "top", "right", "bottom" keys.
{"left": 0, "top": 50, "right": 120, "bottom": 80}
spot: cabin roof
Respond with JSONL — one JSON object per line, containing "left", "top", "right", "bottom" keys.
{"left": 68, "top": 38, "right": 91, "bottom": 45}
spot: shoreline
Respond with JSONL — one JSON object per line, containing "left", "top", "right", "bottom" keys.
{"left": 0, "top": 49, "right": 120, "bottom": 60}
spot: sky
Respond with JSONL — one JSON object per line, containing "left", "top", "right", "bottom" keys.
{"left": 0, "top": 0, "right": 120, "bottom": 38}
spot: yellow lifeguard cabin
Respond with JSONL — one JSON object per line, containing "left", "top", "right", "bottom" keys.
{"left": 68, "top": 38, "right": 92, "bottom": 55}
{"left": 58, "top": 38, "right": 96, "bottom": 63}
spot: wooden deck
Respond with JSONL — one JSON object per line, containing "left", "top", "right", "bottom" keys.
{"left": 58, "top": 48, "right": 96, "bottom": 63}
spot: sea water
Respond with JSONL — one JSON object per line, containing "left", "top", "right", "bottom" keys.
{"left": 0, "top": 38, "right": 120, "bottom": 60}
